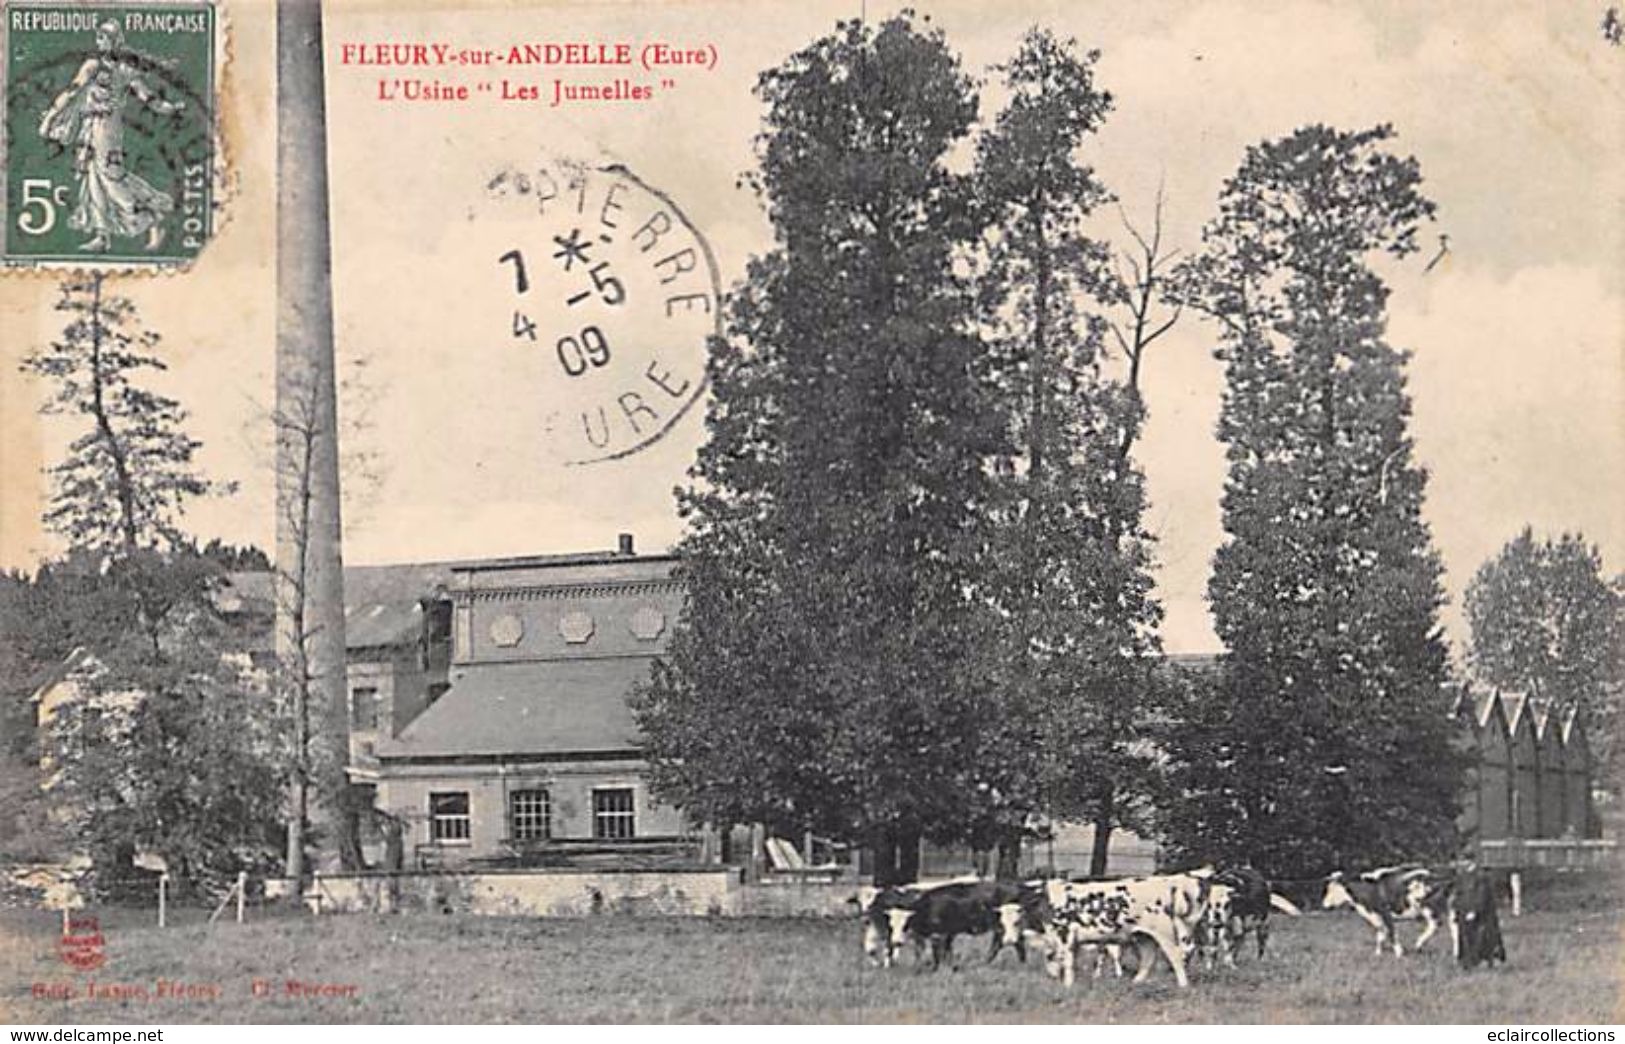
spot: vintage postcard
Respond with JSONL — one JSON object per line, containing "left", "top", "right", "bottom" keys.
{"left": 0, "top": 0, "right": 1620, "bottom": 1027}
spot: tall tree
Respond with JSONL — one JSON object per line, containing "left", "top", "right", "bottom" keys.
{"left": 1165, "top": 125, "right": 1463, "bottom": 876}
{"left": 972, "top": 28, "right": 1163, "bottom": 877}
{"left": 1466, "top": 528, "right": 1623, "bottom": 777}
{"left": 20, "top": 276, "right": 233, "bottom": 653}
{"left": 635, "top": 14, "right": 1005, "bottom": 884}
{"left": 21, "top": 276, "right": 226, "bottom": 562}
{"left": 17, "top": 278, "right": 282, "bottom": 888}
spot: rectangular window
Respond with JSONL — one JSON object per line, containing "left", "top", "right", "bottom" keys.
{"left": 429, "top": 791, "right": 470, "bottom": 843}
{"left": 352, "top": 686, "right": 379, "bottom": 730}
{"left": 509, "top": 789, "right": 551, "bottom": 842}
{"left": 593, "top": 788, "right": 635, "bottom": 840}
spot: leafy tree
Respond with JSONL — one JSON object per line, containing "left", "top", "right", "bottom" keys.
{"left": 16, "top": 277, "right": 281, "bottom": 888}
{"left": 635, "top": 13, "right": 1005, "bottom": 884}
{"left": 1164, "top": 125, "right": 1465, "bottom": 876}
{"left": 20, "top": 275, "right": 235, "bottom": 660}
{"left": 39, "top": 559, "right": 285, "bottom": 890}
{"left": 1466, "top": 528, "right": 1623, "bottom": 777}
{"left": 21, "top": 276, "right": 228, "bottom": 561}
{"left": 971, "top": 28, "right": 1163, "bottom": 876}
{"left": 0, "top": 571, "right": 69, "bottom": 862}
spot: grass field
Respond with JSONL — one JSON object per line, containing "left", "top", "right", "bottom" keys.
{"left": 2, "top": 872, "right": 1621, "bottom": 1024}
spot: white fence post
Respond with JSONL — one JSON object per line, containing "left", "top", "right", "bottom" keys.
{"left": 237, "top": 871, "right": 247, "bottom": 923}
{"left": 158, "top": 873, "right": 169, "bottom": 928}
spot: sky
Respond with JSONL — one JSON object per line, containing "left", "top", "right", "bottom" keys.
{"left": 1, "top": 0, "right": 1620, "bottom": 655}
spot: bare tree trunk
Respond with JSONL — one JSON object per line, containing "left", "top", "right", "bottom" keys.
{"left": 870, "top": 827, "right": 900, "bottom": 887}
{"left": 1089, "top": 783, "right": 1115, "bottom": 878}
{"left": 995, "top": 833, "right": 1023, "bottom": 880}
{"left": 277, "top": 0, "right": 352, "bottom": 878}
{"left": 897, "top": 826, "right": 921, "bottom": 884}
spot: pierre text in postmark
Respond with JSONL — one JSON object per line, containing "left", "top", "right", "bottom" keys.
{"left": 2, "top": 1, "right": 219, "bottom": 267}
{"left": 486, "top": 157, "right": 721, "bottom": 465}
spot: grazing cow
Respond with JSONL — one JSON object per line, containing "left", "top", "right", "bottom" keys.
{"left": 1450, "top": 867, "right": 1506, "bottom": 970}
{"left": 853, "top": 877, "right": 981, "bottom": 968}
{"left": 883, "top": 880, "right": 1033, "bottom": 970}
{"left": 993, "top": 880, "right": 1141, "bottom": 973}
{"left": 857, "top": 886, "right": 908, "bottom": 967}
{"left": 1322, "top": 865, "right": 1454, "bottom": 957}
{"left": 997, "top": 882, "right": 1129, "bottom": 974}
{"left": 1196, "top": 882, "right": 1242, "bottom": 969}
{"left": 1028, "top": 873, "right": 1213, "bottom": 988}
{"left": 1195, "top": 866, "right": 1300, "bottom": 968}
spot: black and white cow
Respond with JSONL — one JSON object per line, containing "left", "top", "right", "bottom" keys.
{"left": 857, "top": 884, "right": 932, "bottom": 967}
{"left": 1194, "top": 866, "right": 1300, "bottom": 968}
{"left": 854, "top": 877, "right": 990, "bottom": 968}
{"left": 881, "top": 879, "right": 1033, "bottom": 970}
{"left": 1450, "top": 866, "right": 1506, "bottom": 970}
{"left": 1321, "top": 865, "right": 1454, "bottom": 957}
{"left": 1020, "top": 873, "right": 1212, "bottom": 988}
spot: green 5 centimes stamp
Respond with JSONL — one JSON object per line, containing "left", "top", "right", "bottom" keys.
{"left": 3, "top": 2, "right": 217, "bottom": 267}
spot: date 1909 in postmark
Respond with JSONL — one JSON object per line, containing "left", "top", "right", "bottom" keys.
{"left": 485, "top": 158, "right": 720, "bottom": 465}
{"left": 2, "top": 1, "right": 219, "bottom": 268}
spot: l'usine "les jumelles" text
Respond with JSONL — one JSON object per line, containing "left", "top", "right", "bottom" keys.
{"left": 350, "top": 41, "right": 710, "bottom": 107}
{"left": 375, "top": 78, "right": 656, "bottom": 105}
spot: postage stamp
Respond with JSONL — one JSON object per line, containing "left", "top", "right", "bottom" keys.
{"left": 485, "top": 157, "right": 721, "bottom": 466}
{"left": 1, "top": 1, "right": 218, "bottom": 267}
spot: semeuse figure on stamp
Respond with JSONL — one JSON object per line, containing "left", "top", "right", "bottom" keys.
{"left": 38, "top": 19, "right": 184, "bottom": 253}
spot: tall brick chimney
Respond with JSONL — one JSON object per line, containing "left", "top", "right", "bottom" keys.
{"left": 618, "top": 532, "right": 635, "bottom": 556}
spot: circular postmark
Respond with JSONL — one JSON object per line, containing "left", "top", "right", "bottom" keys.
{"left": 2, "top": 2, "right": 223, "bottom": 269}
{"left": 57, "top": 914, "right": 106, "bottom": 971}
{"left": 481, "top": 157, "right": 720, "bottom": 466}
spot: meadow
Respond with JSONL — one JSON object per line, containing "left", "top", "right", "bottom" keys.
{"left": 2, "top": 871, "right": 1620, "bottom": 1024}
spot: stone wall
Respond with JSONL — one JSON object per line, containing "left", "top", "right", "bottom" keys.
{"left": 301, "top": 867, "right": 869, "bottom": 919}
{"left": 736, "top": 877, "right": 858, "bottom": 918}
{"left": 306, "top": 867, "right": 740, "bottom": 916}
